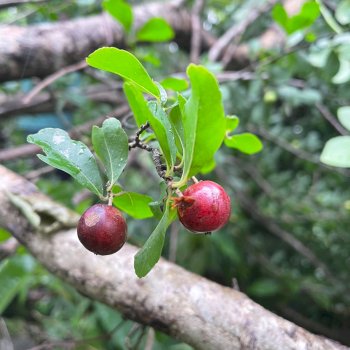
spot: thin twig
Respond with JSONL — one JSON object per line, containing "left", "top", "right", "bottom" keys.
{"left": 190, "top": 0, "right": 205, "bottom": 63}
{"left": 209, "top": 0, "right": 280, "bottom": 62}
{"left": 316, "top": 103, "right": 349, "bottom": 136}
{"left": 23, "top": 60, "right": 88, "bottom": 104}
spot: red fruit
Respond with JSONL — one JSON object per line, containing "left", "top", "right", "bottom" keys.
{"left": 77, "top": 204, "right": 127, "bottom": 255}
{"left": 175, "top": 180, "right": 231, "bottom": 233}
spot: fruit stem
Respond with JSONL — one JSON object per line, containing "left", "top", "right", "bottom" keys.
{"left": 192, "top": 176, "right": 199, "bottom": 184}
{"left": 175, "top": 189, "right": 183, "bottom": 197}
{"left": 107, "top": 192, "right": 113, "bottom": 206}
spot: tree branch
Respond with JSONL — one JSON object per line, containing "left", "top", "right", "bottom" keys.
{"left": 0, "top": 165, "right": 347, "bottom": 350}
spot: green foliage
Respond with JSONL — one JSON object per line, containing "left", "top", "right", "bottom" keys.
{"left": 320, "top": 136, "right": 350, "bottom": 168}
{"left": 335, "top": 0, "right": 350, "bottom": 25}
{"left": 225, "top": 133, "right": 263, "bottom": 155}
{"left": 136, "top": 18, "right": 174, "bottom": 42}
{"left": 337, "top": 106, "right": 350, "bottom": 131}
{"left": 86, "top": 47, "right": 160, "bottom": 98}
{"left": 0, "top": 255, "right": 35, "bottom": 314}
{"left": 273, "top": 1, "right": 320, "bottom": 34}
{"left": 148, "top": 101, "right": 177, "bottom": 174}
{"left": 134, "top": 201, "right": 176, "bottom": 277}
{"left": 103, "top": 0, "right": 133, "bottom": 32}
{"left": 92, "top": 118, "right": 128, "bottom": 189}
{"left": 160, "top": 77, "right": 189, "bottom": 92}
{"left": 27, "top": 129, "right": 104, "bottom": 198}
{"left": 175, "top": 64, "right": 226, "bottom": 186}
{"left": 113, "top": 192, "right": 154, "bottom": 219}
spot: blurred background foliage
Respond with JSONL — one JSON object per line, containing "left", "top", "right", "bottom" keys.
{"left": 1, "top": 0, "right": 350, "bottom": 348}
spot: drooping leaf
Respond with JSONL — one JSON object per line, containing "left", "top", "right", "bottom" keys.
{"left": 134, "top": 201, "right": 176, "bottom": 277}
{"left": 123, "top": 82, "right": 150, "bottom": 127}
{"left": 92, "top": 118, "right": 128, "bottom": 189}
{"left": 225, "top": 133, "right": 263, "bottom": 155}
{"left": 320, "top": 136, "right": 350, "bottom": 168}
{"left": 169, "top": 103, "right": 185, "bottom": 156}
{"left": 27, "top": 129, "right": 104, "bottom": 198}
{"left": 175, "top": 64, "right": 226, "bottom": 185}
{"left": 136, "top": 18, "right": 174, "bottom": 42}
{"left": 103, "top": 0, "right": 133, "bottom": 32}
{"left": 87, "top": 47, "right": 160, "bottom": 98}
{"left": 337, "top": 106, "right": 350, "bottom": 132}
{"left": 148, "top": 101, "right": 177, "bottom": 173}
{"left": 160, "top": 77, "right": 189, "bottom": 92}
{"left": 113, "top": 192, "right": 153, "bottom": 219}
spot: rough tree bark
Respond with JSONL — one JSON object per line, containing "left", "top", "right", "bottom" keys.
{"left": 0, "top": 1, "right": 194, "bottom": 82}
{"left": 0, "top": 165, "right": 347, "bottom": 350}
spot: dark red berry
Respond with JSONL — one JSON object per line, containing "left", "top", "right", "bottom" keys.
{"left": 77, "top": 204, "right": 127, "bottom": 255}
{"left": 175, "top": 180, "right": 231, "bottom": 233}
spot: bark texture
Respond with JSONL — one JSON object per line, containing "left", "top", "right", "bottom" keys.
{"left": 0, "top": 165, "right": 347, "bottom": 350}
{"left": 0, "top": 2, "right": 193, "bottom": 82}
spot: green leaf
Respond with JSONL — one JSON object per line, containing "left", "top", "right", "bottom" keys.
{"left": 226, "top": 115, "right": 240, "bottom": 135}
{"left": 113, "top": 192, "right": 153, "bottom": 219}
{"left": 123, "top": 82, "right": 150, "bottom": 127}
{"left": 103, "top": 0, "right": 133, "bottom": 32}
{"left": 336, "top": 0, "right": 350, "bottom": 25}
{"left": 160, "top": 77, "right": 189, "bottom": 92}
{"left": 272, "top": 4, "right": 288, "bottom": 30}
{"left": 148, "top": 101, "right": 177, "bottom": 173}
{"left": 225, "top": 133, "right": 263, "bottom": 155}
{"left": 92, "top": 118, "right": 128, "bottom": 189}
{"left": 248, "top": 279, "right": 280, "bottom": 297}
{"left": 332, "top": 58, "right": 350, "bottom": 84}
{"left": 134, "top": 201, "right": 176, "bottom": 277}
{"left": 320, "top": 136, "right": 350, "bottom": 167}
{"left": 169, "top": 103, "right": 185, "bottom": 156}
{"left": 27, "top": 129, "right": 104, "bottom": 198}
{"left": 337, "top": 106, "right": 350, "bottom": 132}
{"left": 175, "top": 65, "right": 226, "bottom": 185}
{"left": 273, "top": 1, "right": 320, "bottom": 34}
{"left": 136, "top": 18, "right": 174, "bottom": 42}
{"left": 87, "top": 47, "right": 160, "bottom": 99}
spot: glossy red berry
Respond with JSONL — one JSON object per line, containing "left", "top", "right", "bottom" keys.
{"left": 77, "top": 204, "right": 127, "bottom": 255}
{"left": 175, "top": 180, "right": 231, "bottom": 233}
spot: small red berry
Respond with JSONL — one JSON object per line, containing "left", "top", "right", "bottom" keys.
{"left": 175, "top": 180, "right": 231, "bottom": 233}
{"left": 77, "top": 204, "right": 127, "bottom": 255}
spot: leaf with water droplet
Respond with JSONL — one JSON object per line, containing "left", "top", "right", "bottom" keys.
{"left": 27, "top": 128, "right": 104, "bottom": 198}
{"left": 92, "top": 118, "right": 129, "bottom": 189}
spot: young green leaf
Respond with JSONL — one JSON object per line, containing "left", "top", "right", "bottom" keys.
{"left": 113, "top": 192, "right": 153, "bottom": 219}
{"left": 160, "top": 77, "right": 189, "bottom": 92}
{"left": 148, "top": 101, "right": 177, "bottom": 173}
{"left": 175, "top": 64, "right": 226, "bottom": 186}
{"left": 92, "top": 118, "right": 128, "bottom": 189}
{"left": 27, "top": 128, "right": 104, "bottom": 198}
{"left": 337, "top": 106, "right": 350, "bottom": 132}
{"left": 136, "top": 18, "right": 174, "bottom": 42}
{"left": 103, "top": 0, "right": 133, "bottom": 32}
{"left": 320, "top": 136, "right": 350, "bottom": 168}
{"left": 226, "top": 115, "right": 240, "bottom": 135}
{"left": 87, "top": 47, "right": 160, "bottom": 99}
{"left": 134, "top": 201, "right": 176, "bottom": 277}
{"left": 225, "top": 133, "right": 263, "bottom": 155}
